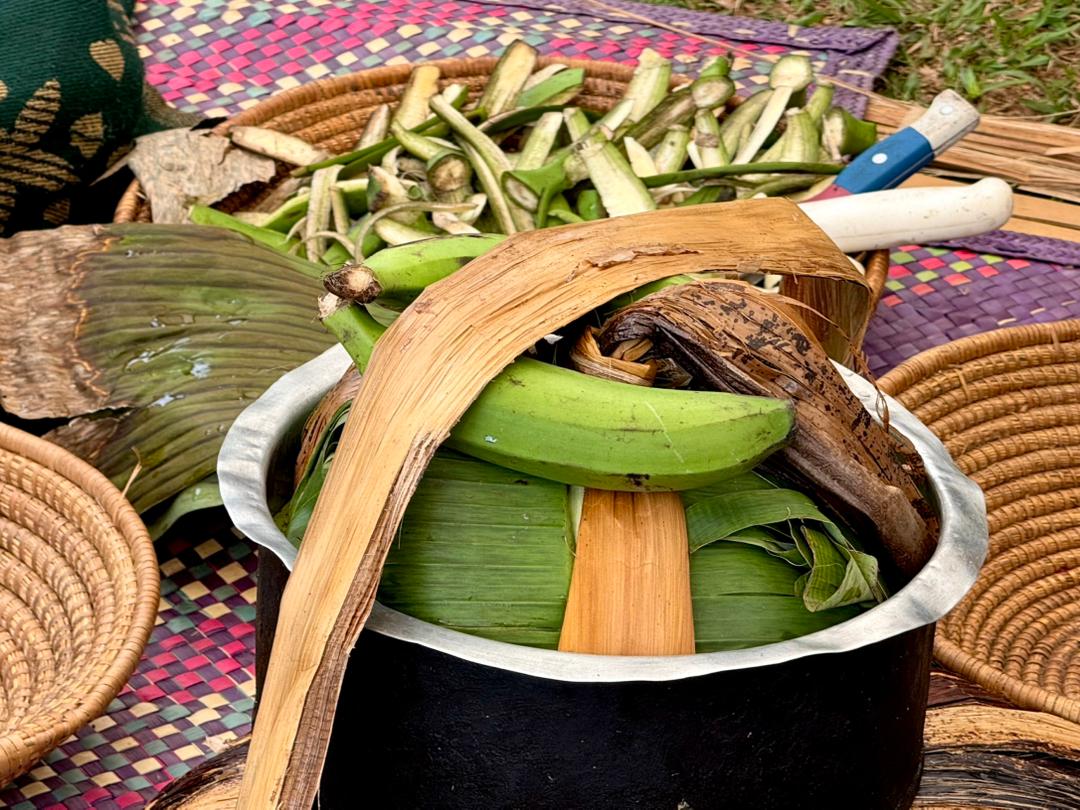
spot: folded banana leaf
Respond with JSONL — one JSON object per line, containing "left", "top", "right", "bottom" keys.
{"left": 683, "top": 472, "right": 887, "bottom": 611}
{"left": 284, "top": 369, "right": 876, "bottom": 652}
{"left": 0, "top": 224, "right": 333, "bottom": 512}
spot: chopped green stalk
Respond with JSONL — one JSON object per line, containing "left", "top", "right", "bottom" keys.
{"left": 323, "top": 233, "right": 507, "bottom": 303}
{"left": 261, "top": 190, "right": 310, "bottom": 232}
{"left": 335, "top": 177, "right": 369, "bottom": 216}
{"left": 474, "top": 40, "right": 538, "bottom": 117}
{"left": 678, "top": 185, "right": 735, "bottom": 205}
{"left": 563, "top": 107, "right": 591, "bottom": 141}
{"left": 804, "top": 84, "right": 835, "bottom": 126}
{"left": 694, "top": 108, "right": 730, "bottom": 168}
{"left": 479, "top": 104, "right": 573, "bottom": 134}
{"left": 232, "top": 211, "right": 272, "bottom": 226}
{"left": 367, "top": 166, "right": 426, "bottom": 225}
{"left": 357, "top": 105, "right": 391, "bottom": 149}
{"left": 373, "top": 217, "right": 437, "bottom": 245}
{"left": 331, "top": 187, "right": 349, "bottom": 234}
{"left": 572, "top": 129, "right": 655, "bottom": 217}
{"left": 458, "top": 193, "right": 487, "bottom": 225}
{"left": 691, "top": 76, "right": 736, "bottom": 111}
{"left": 697, "top": 55, "right": 731, "bottom": 79}
{"left": 746, "top": 111, "right": 820, "bottom": 182}
{"left": 733, "top": 55, "right": 813, "bottom": 164}
{"left": 625, "top": 48, "right": 672, "bottom": 123}
{"left": 427, "top": 149, "right": 474, "bottom": 203}
{"left": 322, "top": 214, "right": 383, "bottom": 265}
{"left": 717, "top": 89, "right": 773, "bottom": 158}
{"left": 460, "top": 141, "right": 519, "bottom": 234}
{"left": 390, "top": 120, "right": 455, "bottom": 161}
{"left": 430, "top": 95, "right": 515, "bottom": 176}
{"left": 546, "top": 195, "right": 583, "bottom": 225}
{"left": 188, "top": 205, "right": 298, "bottom": 254}
{"left": 517, "top": 68, "right": 585, "bottom": 108}
{"left": 575, "top": 189, "right": 606, "bottom": 220}
{"left": 522, "top": 64, "right": 566, "bottom": 90}
{"left": 228, "top": 126, "right": 330, "bottom": 165}
{"left": 319, "top": 297, "right": 386, "bottom": 369}
{"left": 516, "top": 112, "right": 563, "bottom": 170}
{"left": 823, "top": 107, "right": 878, "bottom": 158}
{"left": 651, "top": 125, "right": 690, "bottom": 174}
{"left": 305, "top": 165, "right": 340, "bottom": 258}
{"left": 431, "top": 94, "right": 544, "bottom": 230}
{"left": 503, "top": 159, "right": 562, "bottom": 217}
{"left": 304, "top": 91, "right": 469, "bottom": 178}
{"left": 751, "top": 173, "right": 830, "bottom": 196}
{"left": 624, "top": 136, "right": 658, "bottom": 177}
{"left": 394, "top": 64, "right": 441, "bottom": 129}
{"left": 622, "top": 88, "right": 696, "bottom": 149}
{"left": 641, "top": 160, "right": 841, "bottom": 187}
{"left": 432, "top": 211, "right": 480, "bottom": 234}
{"left": 597, "top": 98, "right": 635, "bottom": 135}
{"left": 686, "top": 141, "right": 704, "bottom": 170}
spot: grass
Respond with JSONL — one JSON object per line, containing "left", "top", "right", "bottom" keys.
{"left": 651, "top": 0, "right": 1080, "bottom": 125}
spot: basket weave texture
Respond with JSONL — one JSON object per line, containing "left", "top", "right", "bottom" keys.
{"left": 0, "top": 423, "right": 159, "bottom": 786}
{"left": 880, "top": 320, "right": 1080, "bottom": 723}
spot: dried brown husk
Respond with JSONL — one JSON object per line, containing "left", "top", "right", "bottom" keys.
{"left": 0, "top": 223, "right": 333, "bottom": 512}
{"left": 598, "top": 279, "right": 937, "bottom": 579}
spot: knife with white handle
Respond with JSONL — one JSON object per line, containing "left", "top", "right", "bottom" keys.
{"left": 799, "top": 177, "right": 1014, "bottom": 253}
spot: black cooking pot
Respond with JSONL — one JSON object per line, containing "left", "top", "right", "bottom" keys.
{"left": 221, "top": 345, "right": 986, "bottom": 810}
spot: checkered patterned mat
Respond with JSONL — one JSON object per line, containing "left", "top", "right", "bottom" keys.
{"left": 0, "top": 527, "right": 256, "bottom": 809}
{"left": 2, "top": 0, "right": 1078, "bottom": 807}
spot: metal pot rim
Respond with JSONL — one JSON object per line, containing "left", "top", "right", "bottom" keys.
{"left": 219, "top": 344, "right": 987, "bottom": 683}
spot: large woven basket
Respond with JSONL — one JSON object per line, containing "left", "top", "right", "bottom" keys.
{"left": 0, "top": 422, "right": 159, "bottom": 786}
{"left": 111, "top": 57, "right": 889, "bottom": 297}
{"left": 879, "top": 320, "right": 1080, "bottom": 723}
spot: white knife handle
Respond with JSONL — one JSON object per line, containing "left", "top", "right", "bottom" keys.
{"left": 798, "top": 177, "right": 1013, "bottom": 253}
{"left": 909, "top": 90, "right": 980, "bottom": 153}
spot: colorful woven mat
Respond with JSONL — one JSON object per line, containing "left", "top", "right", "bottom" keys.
{"left": 3, "top": 0, "right": 1078, "bottom": 807}
{"left": 133, "top": 0, "right": 897, "bottom": 118}
{"left": 0, "top": 523, "right": 257, "bottom": 809}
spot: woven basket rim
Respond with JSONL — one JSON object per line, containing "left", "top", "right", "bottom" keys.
{"left": 879, "top": 319, "right": 1080, "bottom": 724}
{"left": 0, "top": 421, "right": 160, "bottom": 784}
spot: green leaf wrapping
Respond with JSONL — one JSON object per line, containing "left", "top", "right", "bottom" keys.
{"left": 0, "top": 224, "right": 334, "bottom": 512}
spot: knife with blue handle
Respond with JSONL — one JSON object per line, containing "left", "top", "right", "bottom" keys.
{"left": 808, "top": 90, "right": 980, "bottom": 201}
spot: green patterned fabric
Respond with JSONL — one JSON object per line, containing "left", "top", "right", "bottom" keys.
{"left": 0, "top": 1, "right": 196, "bottom": 235}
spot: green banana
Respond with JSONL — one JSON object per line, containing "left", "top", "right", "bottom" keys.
{"left": 322, "top": 233, "right": 508, "bottom": 303}
{"left": 320, "top": 300, "right": 795, "bottom": 491}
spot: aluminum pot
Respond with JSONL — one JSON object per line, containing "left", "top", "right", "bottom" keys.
{"left": 219, "top": 344, "right": 988, "bottom": 810}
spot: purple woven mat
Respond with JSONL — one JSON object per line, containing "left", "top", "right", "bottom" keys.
{"left": 135, "top": 0, "right": 897, "bottom": 118}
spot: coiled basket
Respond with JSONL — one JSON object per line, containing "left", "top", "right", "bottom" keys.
{"left": 0, "top": 423, "right": 159, "bottom": 786}
{"left": 880, "top": 320, "right": 1080, "bottom": 723}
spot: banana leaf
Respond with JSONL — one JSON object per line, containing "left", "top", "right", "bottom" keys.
{"left": 685, "top": 475, "right": 888, "bottom": 610}
{"left": 148, "top": 475, "right": 223, "bottom": 539}
{"left": 285, "top": 382, "right": 873, "bottom": 651}
{"left": 690, "top": 544, "right": 863, "bottom": 652}
{"left": 0, "top": 224, "right": 334, "bottom": 512}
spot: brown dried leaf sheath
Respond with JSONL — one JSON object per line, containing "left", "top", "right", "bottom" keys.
{"left": 0, "top": 224, "right": 332, "bottom": 511}
{"left": 128, "top": 129, "right": 276, "bottom": 224}
{"left": 241, "top": 199, "right": 860, "bottom": 808}
{"left": 598, "top": 280, "right": 936, "bottom": 578}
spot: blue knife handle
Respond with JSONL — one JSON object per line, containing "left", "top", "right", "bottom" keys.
{"left": 831, "top": 128, "right": 935, "bottom": 195}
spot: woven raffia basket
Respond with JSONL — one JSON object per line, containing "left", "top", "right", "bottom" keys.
{"left": 112, "top": 57, "right": 889, "bottom": 298}
{"left": 0, "top": 422, "right": 159, "bottom": 786}
{"left": 880, "top": 320, "right": 1080, "bottom": 723}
